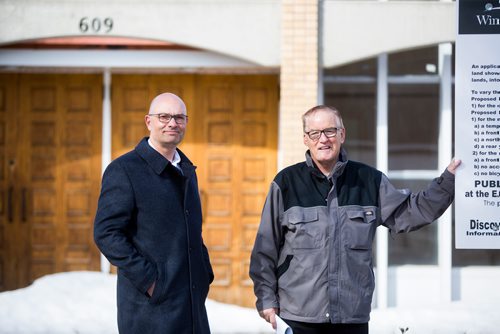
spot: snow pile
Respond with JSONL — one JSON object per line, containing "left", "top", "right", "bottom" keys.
{"left": 0, "top": 272, "right": 497, "bottom": 334}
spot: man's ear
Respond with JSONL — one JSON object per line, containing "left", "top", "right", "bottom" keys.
{"left": 339, "top": 128, "right": 346, "bottom": 144}
{"left": 145, "top": 115, "right": 152, "bottom": 130}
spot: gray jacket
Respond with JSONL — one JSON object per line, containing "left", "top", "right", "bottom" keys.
{"left": 249, "top": 150, "right": 455, "bottom": 324}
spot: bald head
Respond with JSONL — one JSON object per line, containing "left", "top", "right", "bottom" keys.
{"left": 145, "top": 93, "right": 189, "bottom": 158}
{"left": 149, "top": 93, "right": 187, "bottom": 115}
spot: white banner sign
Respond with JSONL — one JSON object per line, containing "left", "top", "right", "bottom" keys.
{"left": 455, "top": 0, "right": 500, "bottom": 249}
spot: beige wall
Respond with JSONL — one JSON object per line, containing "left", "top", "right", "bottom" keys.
{"left": 0, "top": 0, "right": 281, "bottom": 66}
{"left": 0, "top": 1, "right": 455, "bottom": 68}
{"left": 323, "top": 1, "right": 456, "bottom": 68}
{"left": 279, "top": 0, "right": 320, "bottom": 169}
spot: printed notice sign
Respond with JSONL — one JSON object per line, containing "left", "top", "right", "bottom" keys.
{"left": 455, "top": 0, "right": 500, "bottom": 249}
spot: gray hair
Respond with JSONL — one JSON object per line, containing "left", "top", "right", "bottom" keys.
{"left": 302, "top": 105, "right": 344, "bottom": 132}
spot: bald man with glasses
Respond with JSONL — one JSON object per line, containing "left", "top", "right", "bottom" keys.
{"left": 94, "top": 93, "right": 214, "bottom": 334}
{"left": 250, "top": 105, "right": 460, "bottom": 334}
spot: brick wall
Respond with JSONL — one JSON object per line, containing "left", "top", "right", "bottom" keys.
{"left": 279, "top": 0, "right": 320, "bottom": 169}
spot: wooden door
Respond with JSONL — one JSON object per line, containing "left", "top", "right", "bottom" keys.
{"left": 111, "top": 74, "right": 278, "bottom": 307}
{"left": 197, "top": 75, "right": 278, "bottom": 307}
{"left": 0, "top": 73, "right": 22, "bottom": 290}
{"left": 0, "top": 73, "right": 102, "bottom": 291}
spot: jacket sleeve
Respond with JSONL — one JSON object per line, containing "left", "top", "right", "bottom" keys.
{"left": 93, "top": 161, "right": 156, "bottom": 294}
{"left": 380, "top": 168, "right": 455, "bottom": 233}
{"left": 249, "top": 181, "right": 284, "bottom": 311}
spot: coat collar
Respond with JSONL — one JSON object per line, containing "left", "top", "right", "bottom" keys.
{"left": 135, "top": 137, "right": 196, "bottom": 178}
{"left": 305, "top": 147, "right": 348, "bottom": 179}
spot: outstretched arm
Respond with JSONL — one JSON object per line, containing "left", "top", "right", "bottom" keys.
{"left": 380, "top": 158, "right": 459, "bottom": 233}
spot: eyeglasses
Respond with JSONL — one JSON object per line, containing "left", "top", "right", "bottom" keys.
{"left": 148, "top": 113, "right": 188, "bottom": 124}
{"left": 305, "top": 127, "right": 341, "bottom": 141}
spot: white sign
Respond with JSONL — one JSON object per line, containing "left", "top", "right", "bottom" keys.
{"left": 455, "top": 0, "right": 500, "bottom": 249}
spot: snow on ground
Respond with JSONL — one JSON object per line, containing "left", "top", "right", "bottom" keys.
{"left": 0, "top": 271, "right": 497, "bottom": 334}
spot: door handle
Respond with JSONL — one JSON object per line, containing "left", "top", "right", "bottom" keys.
{"left": 8, "top": 186, "right": 14, "bottom": 223}
{"left": 21, "top": 188, "right": 27, "bottom": 223}
{"left": 7, "top": 159, "right": 16, "bottom": 223}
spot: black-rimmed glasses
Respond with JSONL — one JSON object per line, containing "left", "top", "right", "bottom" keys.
{"left": 305, "top": 127, "right": 341, "bottom": 141}
{"left": 148, "top": 113, "right": 188, "bottom": 124}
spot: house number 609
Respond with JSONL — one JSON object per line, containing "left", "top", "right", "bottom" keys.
{"left": 79, "top": 17, "right": 114, "bottom": 33}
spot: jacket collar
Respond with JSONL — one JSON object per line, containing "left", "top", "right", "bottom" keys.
{"left": 305, "top": 147, "right": 348, "bottom": 179}
{"left": 135, "top": 137, "right": 196, "bottom": 178}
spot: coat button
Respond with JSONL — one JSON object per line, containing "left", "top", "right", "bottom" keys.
{"left": 192, "top": 284, "right": 196, "bottom": 290}
{"left": 326, "top": 313, "right": 330, "bottom": 318}
{"left": 185, "top": 209, "right": 190, "bottom": 216}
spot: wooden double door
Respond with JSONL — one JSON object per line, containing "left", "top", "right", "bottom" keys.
{"left": 0, "top": 73, "right": 102, "bottom": 291}
{"left": 0, "top": 72, "right": 278, "bottom": 307}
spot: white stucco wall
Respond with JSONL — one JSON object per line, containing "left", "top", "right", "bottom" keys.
{"left": 0, "top": 1, "right": 455, "bottom": 68}
{"left": 0, "top": 0, "right": 281, "bottom": 66}
{"left": 323, "top": 1, "right": 456, "bottom": 68}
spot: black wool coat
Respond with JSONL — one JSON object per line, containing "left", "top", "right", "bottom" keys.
{"left": 94, "top": 137, "right": 214, "bottom": 334}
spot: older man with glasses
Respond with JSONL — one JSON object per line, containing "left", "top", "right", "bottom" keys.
{"left": 249, "top": 105, "right": 461, "bottom": 334}
{"left": 94, "top": 93, "right": 214, "bottom": 334}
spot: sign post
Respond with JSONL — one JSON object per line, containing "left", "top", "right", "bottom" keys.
{"left": 455, "top": 0, "right": 500, "bottom": 249}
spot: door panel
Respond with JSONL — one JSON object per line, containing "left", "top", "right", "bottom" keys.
{"left": 198, "top": 75, "right": 278, "bottom": 307}
{"left": 0, "top": 73, "right": 102, "bottom": 291}
{"left": 0, "top": 73, "right": 21, "bottom": 290}
{"left": 21, "top": 74, "right": 102, "bottom": 281}
{"left": 111, "top": 74, "right": 278, "bottom": 307}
